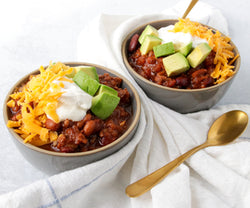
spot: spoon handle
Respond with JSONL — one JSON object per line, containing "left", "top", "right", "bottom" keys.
{"left": 126, "top": 142, "right": 209, "bottom": 197}
{"left": 182, "top": 0, "right": 199, "bottom": 19}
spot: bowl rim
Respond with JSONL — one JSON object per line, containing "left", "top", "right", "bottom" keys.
{"left": 122, "top": 19, "right": 241, "bottom": 92}
{"left": 3, "top": 62, "right": 141, "bottom": 157}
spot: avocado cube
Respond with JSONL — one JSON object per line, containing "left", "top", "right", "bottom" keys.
{"left": 187, "top": 43, "right": 212, "bottom": 68}
{"left": 91, "top": 92, "right": 120, "bottom": 120}
{"left": 96, "top": 85, "right": 118, "bottom": 96}
{"left": 138, "top": 25, "right": 159, "bottom": 44}
{"left": 163, "top": 52, "right": 190, "bottom": 77}
{"left": 153, "top": 42, "right": 175, "bottom": 58}
{"left": 73, "top": 70, "right": 100, "bottom": 96}
{"left": 74, "top": 66, "right": 99, "bottom": 82}
{"left": 140, "top": 35, "right": 162, "bottom": 55}
{"left": 66, "top": 66, "right": 99, "bottom": 81}
{"left": 178, "top": 42, "right": 193, "bottom": 56}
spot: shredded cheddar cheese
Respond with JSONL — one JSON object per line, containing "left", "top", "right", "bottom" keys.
{"left": 7, "top": 62, "right": 73, "bottom": 145}
{"left": 171, "top": 18, "right": 238, "bottom": 84}
{"left": 7, "top": 100, "right": 15, "bottom": 108}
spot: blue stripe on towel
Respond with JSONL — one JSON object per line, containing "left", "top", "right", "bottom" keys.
{"left": 38, "top": 200, "right": 60, "bottom": 208}
{"left": 37, "top": 136, "right": 250, "bottom": 208}
{"left": 38, "top": 156, "right": 127, "bottom": 208}
{"left": 60, "top": 156, "right": 126, "bottom": 201}
{"left": 37, "top": 180, "right": 62, "bottom": 208}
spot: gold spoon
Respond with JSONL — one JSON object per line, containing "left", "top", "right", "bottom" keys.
{"left": 182, "top": 0, "right": 199, "bottom": 19}
{"left": 126, "top": 110, "right": 248, "bottom": 198}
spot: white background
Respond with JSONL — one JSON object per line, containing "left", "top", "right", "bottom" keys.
{"left": 0, "top": 0, "right": 249, "bottom": 194}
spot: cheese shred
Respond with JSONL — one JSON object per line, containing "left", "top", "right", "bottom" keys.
{"left": 7, "top": 62, "right": 73, "bottom": 146}
{"left": 171, "top": 18, "right": 238, "bottom": 84}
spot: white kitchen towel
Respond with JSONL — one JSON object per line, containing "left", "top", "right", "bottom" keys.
{"left": 1, "top": 1, "right": 250, "bottom": 208}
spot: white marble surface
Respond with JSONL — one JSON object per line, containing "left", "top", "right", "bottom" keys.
{"left": 0, "top": 0, "right": 249, "bottom": 194}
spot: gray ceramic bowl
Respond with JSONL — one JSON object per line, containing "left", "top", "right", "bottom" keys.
{"left": 3, "top": 62, "right": 141, "bottom": 175}
{"left": 122, "top": 19, "right": 240, "bottom": 113}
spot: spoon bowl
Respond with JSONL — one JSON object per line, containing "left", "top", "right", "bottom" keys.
{"left": 207, "top": 110, "right": 248, "bottom": 145}
{"left": 126, "top": 110, "right": 248, "bottom": 197}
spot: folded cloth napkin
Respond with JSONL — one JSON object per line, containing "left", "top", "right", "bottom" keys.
{"left": 1, "top": 1, "right": 250, "bottom": 208}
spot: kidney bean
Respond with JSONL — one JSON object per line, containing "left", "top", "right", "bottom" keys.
{"left": 191, "top": 69, "right": 207, "bottom": 78}
{"left": 201, "top": 76, "right": 214, "bottom": 88}
{"left": 83, "top": 120, "right": 96, "bottom": 137}
{"left": 128, "top": 46, "right": 217, "bottom": 89}
{"left": 76, "top": 114, "right": 92, "bottom": 129}
{"left": 45, "top": 118, "right": 60, "bottom": 131}
{"left": 8, "top": 73, "right": 132, "bottom": 153}
{"left": 83, "top": 119, "right": 104, "bottom": 137}
{"left": 176, "top": 77, "right": 189, "bottom": 88}
{"left": 128, "top": 34, "right": 139, "bottom": 52}
{"left": 191, "top": 69, "right": 214, "bottom": 88}
{"left": 76, "top": 120, "right": 85, "bottom": 129}
{"left": 204, "top": 51, "right": 215, "bottom": 67}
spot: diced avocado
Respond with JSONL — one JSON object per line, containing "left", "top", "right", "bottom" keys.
{"left": 140, "top": 35, "right": 162, "bottom": 55}
{"left": 74, "top": 66, "right": 99, "bottom": 82}
{"left": 153, "top": 42, "right": 175, "bottom": 58}
{"left": 178, "top": 42, "right": 193, "bottom": 57}
{"left": 73, "top": 70, "right": 100, "bottom": 96}
{"left": 96, "top": 84, "right": 118, "bottom": 96}
{"left": 187, "top": 43, "right": 212, "bottom": 68}
{"left": 91, "top": 92, "right": 120, "bottom": 120}
{"left": 163, "top": 52, "right": 190, "bottom": 77}
{"left": 138, "top": 25, "right": 159, "bottom": 44}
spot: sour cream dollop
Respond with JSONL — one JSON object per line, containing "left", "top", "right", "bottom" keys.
{"left": 158, "top": 25, "right": 208, "bottom": 50}
{"left": 48, "top": 80, "right": 92, "bottom": 122}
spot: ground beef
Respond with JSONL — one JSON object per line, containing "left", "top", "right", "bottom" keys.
{"left": 41, "top": 73, "right": 132, "bottom": 153}
{"left": 128, "top": 47, "right": 216, "bottom": 89}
